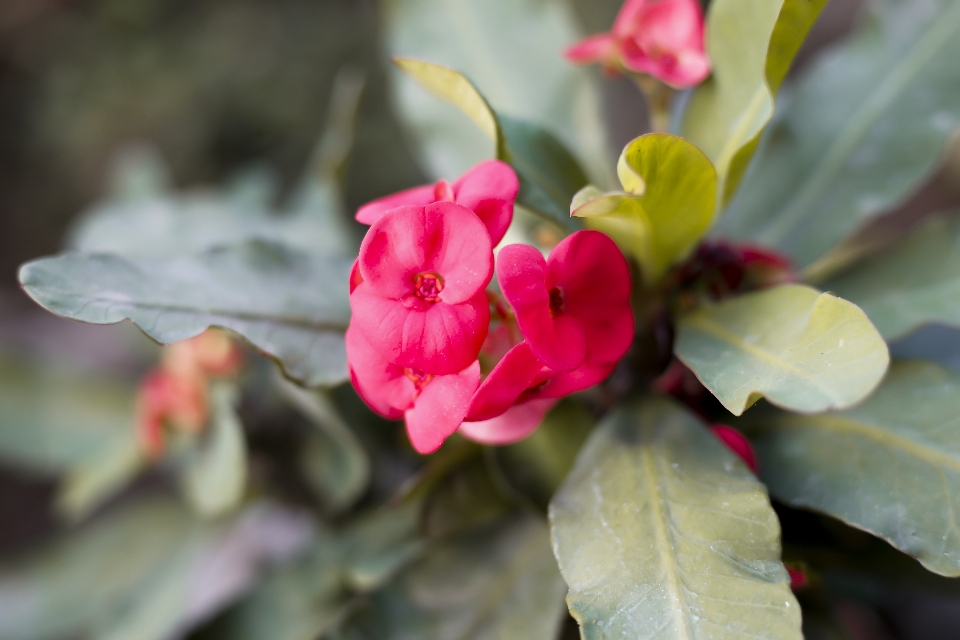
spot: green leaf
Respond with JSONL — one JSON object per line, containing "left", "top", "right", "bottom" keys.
{"left": 180, "top": 383, "right": 248, "bottom": 517}
{"left": 19, "top": 240, "right": 353, "bottom": 387}
{"left": 572, "top": 133, "right": 716, "bottom": 284}
{"left": 335, "top": 513, "right": 567, "bottom": 640}
{"left": 384, "top": 0, "right": 610, "bottom": 185}
{"left": 718, "top": 0, "right": 960, "bottom": 268}
{"left": 675, "top": 284, "right": 890, "bottom": 415}
{"left": 825, "top": 216, "right": 960, "bottom": 340}
{"left": 745, "top": 361, "right": 960, "bottom": 577}
{"left": 57, "top": 440, "right": 144, "bottom": 521}
{"left": 550, "top": 398, "right": 800, "bottom": 639}
{"left": 277, "top": 376, "right": 370, "bottom": 514}
{"left": 394, "top": 59, "right": 587, "bottom": 231}
{"left": 682, "top": 0, "right": 828, "bottom": 207}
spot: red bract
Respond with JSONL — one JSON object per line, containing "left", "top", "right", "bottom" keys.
{"left": 497, "top": 230, "right": 633, "bottom": 373}
{"left": 356, "top": 160, "right": 519, "bottom": 246}
{"left": 459, "top": 398, "right": 557, "bottom": 445}
{"left": 347, "top": 325, "right": 480, "bottom": 454}
{"left": 711, "top": 424, "right": 758, "bottom": 473}
{"left": 565, "top": 0, "right": 710, "bottom": 88}
{"left": 351, "top": 202, "right": 493, "bottom": 375}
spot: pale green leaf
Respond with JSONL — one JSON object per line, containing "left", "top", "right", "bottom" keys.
{"left": 57, "top": 440, "right": 144, "bottom": 522}
{"left": 335, "top": 513, "right": 566, "bottom": 640}
{"left": 384, "top": 0, "right": 611, "bottom": 186}
{"left": 675, "top": 284, "right": 889, "bottom": 415}
{"left": 572, "top": 133, "right": 716, "bottom": 284}
{"left": 746, "top": 361, "right": 960, "bottom": 576}
{"left": 720, "top": 0, "right": 960, "bottom": 268}
{"left": 682, "top": 0, "right": 828, "bottom": 207}
{"left": 19, "top": 240, "right": 353, "bottom": 387}
{"left": 180, "top": 383, "right": 248, "bottom": 517}
{"left": 826, "top": 216, "right": 960, "bottom": 340}
{"left": 550, "top": 398, "right": 800, "bottom": 639}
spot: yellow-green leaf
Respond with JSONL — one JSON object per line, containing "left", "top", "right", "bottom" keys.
{"left": 572, "top": 133, "right": 716, "bottom": 284}
{"left": 682, "top": 0, "right": 828, "bottom": 208}
{"left": 675, "top": 284, "right": 889, "bottom": 415}
{"left": 745, "top": 361, "right": 960, "bottom": 576}
{"left": 550, "top": 398, "right": 801, "bottom": 640}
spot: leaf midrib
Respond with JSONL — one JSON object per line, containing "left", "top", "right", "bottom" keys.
{"left": 756, "top": 0, "right": 960, "bottom": 247}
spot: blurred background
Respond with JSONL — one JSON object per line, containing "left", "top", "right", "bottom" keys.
{"left": 1, "top": 0, "right": 960, "bottom": 638}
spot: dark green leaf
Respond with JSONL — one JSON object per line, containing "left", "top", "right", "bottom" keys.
{"left": 550, "top": 398, "right": 801, "bottom": 639}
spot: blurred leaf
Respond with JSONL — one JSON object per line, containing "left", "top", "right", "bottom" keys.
{"left": 57, "top": 439, "right": 144, "bottom": 522}
{"left": 277, "top": 376, "right": 370, "bottom": 514}
{"left": 549, "top": 398, "right": 800, "bottom": 639}
{"left": 335, "top": 513, "right": 566, "bottom": 640}
{"left": 19, "top": 240, "right": 353, "bottom": 387}
{"left": 384, "top": 0, "right": 611, "bottom": 185}
{"left": 826, "top": 216, "right": 960, "bottom": 340}
{"left": 746, "top": 361, "right": 960, "bottom": 577}
{"left": 719, "top": 0, "right": 960, "bottom": 268}
{"left": 682, "top": 0, "right": 828, "bottom": 207}
{"left": 0, "top": 498, "right": 309, "bottom": 640}
{"left": 180, "top": 383, "right": 248, "bottom": 518}
{"left": 572, "top": 133, "right": 716, "bottom": 283}
{"left": 0, "top": 354, "right": 137, "bottom": 472}
{"left": 395, "top": 59, "right": 587, "bottom": 230}
{"left": 675, "top": 284, "right": 889, "bottom": 415}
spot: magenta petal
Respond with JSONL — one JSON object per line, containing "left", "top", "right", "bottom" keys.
{"left": 528, "top": 360, "right": 617, "bottom": 400}
{"left": 498, "top": 243, "right": 587, "bottom": 372}
{"left": 405, "top": 361, "right": 481, "bottom": 454}
{"left": 564, "top": 33, "right": 618, "bottom": 64}
{"left": 459, "top": 398, "right": 557, "bottom": 446}
{"left": 358, "top": 205, "right": 428, "bottom": 299}
{"left": 356, "top": 184, "right": 436, "bottom": 225}
{"left": 421, "top": 201, "right": 494, "bottom": 304}
{"left": 712, "top": 425, "right": 758, "bottom": 473}
{"left": 612, "top": 0, "right": 648, "bottom": 38}
{"left": 351, "top": 285, "right": 489, "bottom": 375}
{"left": 467, "top": 342, "right": 545, "bottom": 421}
{"left": 453, "top": 160, "right": 518, "bottom": 245}
{"left": 345, "top": 324, "right": 415, "bottom": 419}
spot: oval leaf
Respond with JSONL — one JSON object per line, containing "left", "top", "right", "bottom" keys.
{"left": 746, "top": 361, "right": 960, "bottom": 576}
{"left": 675, "top": 284, "right": 890, "bottom": 415}
{"left": 550, "top": 398, "right": 800, "bottom": 640}
{"left": 572, "top": 133, "right": 716, "bottom": 284}
{"left": 826, "top": 216, "right": 960, "bottom": 340}
{"left": 19, "top": 240, "right": 353, "bottom": 387}
{"left": 720, "top": 0, "right": 960, "bottom": 268}
{"left": 682, "top": 0, "right": 828, "bottom": 207}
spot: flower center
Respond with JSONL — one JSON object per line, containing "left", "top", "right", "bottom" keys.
{"left": 404, "top": 368, "right": 434, "bottom": 393}
{"left": 548, "top": 286, "right": 565, "bottom": 317}
{"left": 414, "top": 272, "right": 444, "bottom": 302}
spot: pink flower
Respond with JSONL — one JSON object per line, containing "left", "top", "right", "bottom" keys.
{"left": 356, "top": 160, "right": 519, "bottom": 246}
{"left": 459, "top": 398, "right": 558, "bottom": 445}
{"left": 711, "top": 424, "right": 758, "bottom": 473}
{"left": 565, "top": 0, "right": 710, "bottom": 88}
{"left": 496, "top": 230, "right": 634, "bottom": 373}
{"left": 347, "top": 325, "right": 480, "bottom": 454}
{"left": 350, "top": 202, "right": 493, "bottom": 375}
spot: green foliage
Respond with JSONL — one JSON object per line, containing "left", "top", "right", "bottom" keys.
{"left": 719, "top": 0, "right": 960, "bottom": 268}
{"left": 550, "top": 398, "right": 801, "bottom": 639}
{"left": 826, "top": 215, "right": 960, "bottom": 340}
{"left": 682, "top": 0, "right": 828, "bottom": 207}
{"left": 19, "top": 241, "right": 353, "bottom": 387}
{"left": 675, "top": 284, "right": 890, "bottom": 415}
{"left": 745, "top": 361, "right": 960, "bottom": 577}
{"left": 571, "top": 133, "right": 716, "bottom": 284}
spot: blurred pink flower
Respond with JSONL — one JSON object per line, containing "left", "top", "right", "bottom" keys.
{"left": 565, "top": 0, "right": 710, "bottom": 88}
{"left": 711, "top": 424, "right": 758, "bottom": 472}
{"left": 356, "top": 160, "right": 519, "bottom": 246}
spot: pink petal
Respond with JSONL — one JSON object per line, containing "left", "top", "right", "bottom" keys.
{"left": 637, "top": 0, "right": 705, "bottom": 52}
{"left": 528, "top": 359, "right": 617, "bottom": 399}
{"left": 355, "top": 184, "right": 436, "bottom": 225}
{"left": 459, "top": 398, "right": 557, "bottom": 446}
{"left": 350, "top": 285, "right": 490, "bottom": 375}
{"left": 564, "top": 33, "right": 618, "bottom": 65}
{"left": 497, "top": 243, "right": 587, "bottom": 372}
{"left": 467, "top": 342, "right": 545, "bottom": 421}
{"left": 405, "top": 361, "right": 481, "bottom": 454}
{"left": 358, "top": 202, "right": 493, "bottom": 304}
{"left": 349, "top": 259, "right": 363, "bottom": 294}
{"left": 712, "top": 424, "right": 758, "bottom": 473}
{"left": 612, "top": 0, "right": 648, "bottom": 38}
{"left": 345, "top": 324, "right": 415, "bottom": 419}
{"left": 453, "top": 160, "right": 519, "bottom": 246}
{"left": 547, "top": 230, "right": 634, "bottom": 363}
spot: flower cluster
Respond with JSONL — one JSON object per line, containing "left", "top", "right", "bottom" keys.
{"left": 348, "top": 160, "right": 634, "bottom": 453}
{"left": 565, "top": 0, "right": 710, "bottom": 88}
{"left": 136, "top": 329, "right": 242, "bottom": 457}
